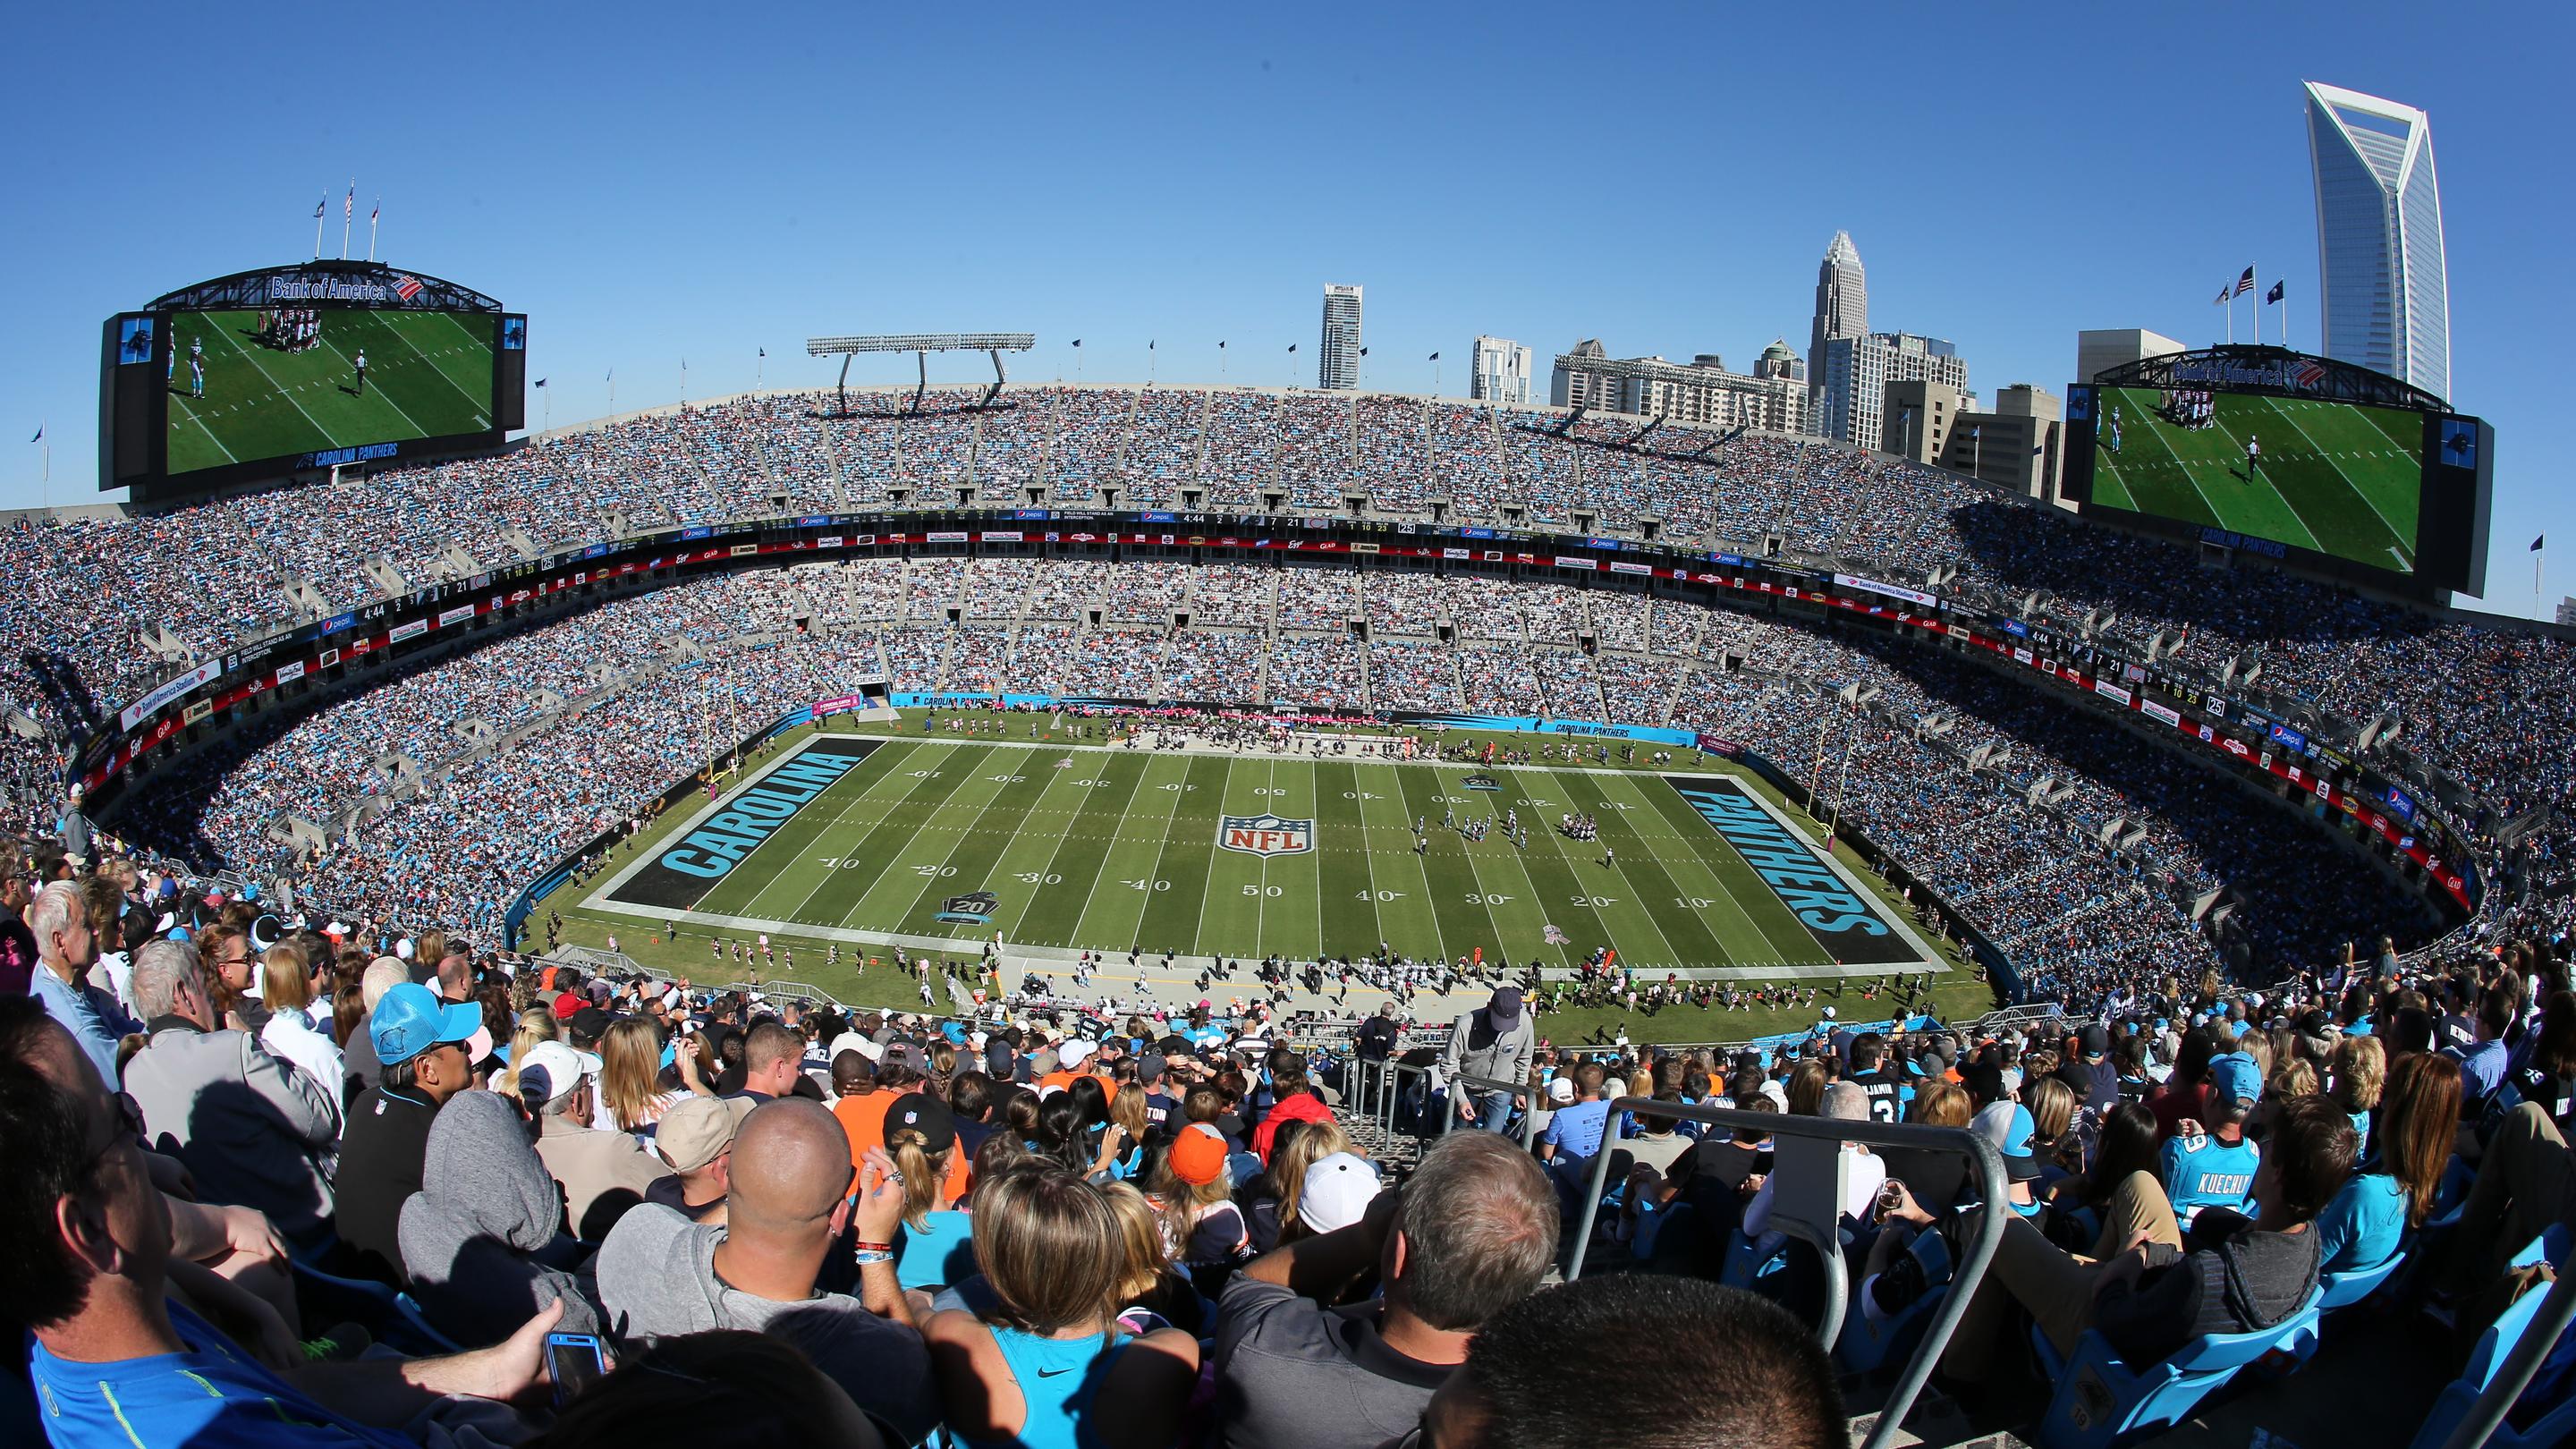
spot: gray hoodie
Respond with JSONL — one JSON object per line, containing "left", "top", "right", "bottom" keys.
{"left": 397, "top": 1090, "right": 600, "bottom": 1345}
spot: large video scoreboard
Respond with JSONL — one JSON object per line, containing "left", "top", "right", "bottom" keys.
{"left": 2062, "top": 346, "right": 2491, "bottom": 597}
{"left": 101, "top": 261, "right": 525, "bottom": 504}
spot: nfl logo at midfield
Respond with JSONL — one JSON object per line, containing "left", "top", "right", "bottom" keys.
{"left": 1219, "top": 813, "right": 1314, "bottom": 857}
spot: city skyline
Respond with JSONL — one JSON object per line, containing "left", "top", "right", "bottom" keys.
{"left": 2304, "top": 80, "right": 2451, "bottom": 402}
{"left": 0, "top": 2, "right": 2564, "bottom": 611}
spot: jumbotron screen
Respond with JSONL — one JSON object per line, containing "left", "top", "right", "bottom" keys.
{"left": 2089, "top": 385, "right": 2425, "bottom": 572}
{"left": 162, "top": 307, "right": 501, "bottom": 476}
{"left": 101, "top": 262, "right": 526, "bottom": 504}
{"left": 2062, "top": 354, "right": 2492, "bottom": 597}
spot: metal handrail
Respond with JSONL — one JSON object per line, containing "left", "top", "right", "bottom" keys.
{"left": 2441, "top": 1268, "right": 2576, "bottom": 1449}
{"left": 1441, "top": 1072, "right": 1542, "bottom": 1152}
{"left": 1564, "top": 1098, "right": 2008, "bottom": 1449}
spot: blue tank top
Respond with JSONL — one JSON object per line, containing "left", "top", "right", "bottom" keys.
{"left": 961, "top": 1324, "right": 1132, "bottom": 1449}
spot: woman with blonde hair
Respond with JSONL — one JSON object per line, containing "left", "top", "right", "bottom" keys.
{"left": 1097, "top": 1182, "right": 1204, "bottom": 1336}
{"left": 1245, "top": 1116, "right": 1354, "bottom": 1252}
{"left": 257, "top": 942, "right": 344, "bottom": 1105}
{"left": 1784, "top": 1059, "right": 1830, "bottom": 1117}
{"left": 886, "top": 1095, "right": 974, "bottom": 1290}
{"left": 494, "top": 1007, "right": 559, "bottom": 1098}
{"left": 2328, "top": 1034, "right": 2386, "bottom": 1159}
{"left": 922, "top": 1163, "right": 1199, "bottom": 1449}
{"left": 596, "top": 1018, "right": 691, "bottom": 1135}
{"left": 1144, "top": 1122, "right": 1248, "bottom": 1294}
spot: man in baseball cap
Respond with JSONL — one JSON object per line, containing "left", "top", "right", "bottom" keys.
{"left": 333, "top": 983, "right": 487, "bottom": 1282}
{"left": 2160, "top": 1051, "right": 2262, "bottom": 1229}
{"left": 521, "top": 1040, "right": 670, "bottom": 1240}
{"left": 645, "top": 1094, "right": 757, "bottom": 1223}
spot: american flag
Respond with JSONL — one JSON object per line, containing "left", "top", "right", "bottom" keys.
{"left": 392, "top": 275, "right": 424, "bottom": 302}
{"left": 2232, "top": 266, "right": 2256, "bottom": 297}
{"left": 344, "top": 185, "right": 354, "bottom": 222}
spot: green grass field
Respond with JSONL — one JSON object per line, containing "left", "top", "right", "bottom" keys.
{"left": 165, "top": 307, "right": 496, "bottom": 474}
{"left": 2090, "top": 387, "right": 2423, "bottom": 572}
{"left": 538, "top": 720, "right": 1991, "bottom": 1042}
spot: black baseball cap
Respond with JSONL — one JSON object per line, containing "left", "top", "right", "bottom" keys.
{"left": 889, "top": 1094, "right": 956, "bottom": 1151}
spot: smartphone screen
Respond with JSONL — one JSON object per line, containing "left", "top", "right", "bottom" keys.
{"left": 547, "top": 1333, "right": 607, "bottom": 1406}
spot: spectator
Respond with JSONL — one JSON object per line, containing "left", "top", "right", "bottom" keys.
{"left": 2443, "top": 986, "right": 2513, "bottom": 1112}
{"left": 734, "top": 1021, "right": 805, "bottom": 1100}
{"left": 2, "top": 995, "right": 564, "bottom": 1448}
{"left": 1932, "top": 1094, "right": 2351, "bottom": 1383}
{"left": 2159, "top": 1049, "right": 2263, "bottom": 1229}
{"left": 399, "top": 1087, "right": 605, "bottom": 1345}
{"left": 642, "top": 1092, "right": 755, "bottom": 1223}
{"left": 1437, "top": 987, "right": 1533, "bottom": 1134}
{"left": 1743, "top": 1082, "right": 1888, "bottom": 1243}
{"left": 335, "top": 982, "right": 487, "bottom": 1283}
{"left": 597, "top": 1016, "right": 693, "bottom": 1133}
{"left": 886, "top": 1093, "right": 971, "bottom": 1290}
{"left": 1250, "top": 1052, "right": 1332, "bottom": 1164}
{"left": 341, "top": 955, "right": 410, "bottom": 1100}
{"left": 522, "top": 1038, "right": 672, "bottom": 1241}
{"left": 831, "top": 1045, "right": 894, "bottom": 1164}
{"left": 1216, "top": 1131, "right": 1557, "bottom": 1449}
{"left": 1537, "top": 1061, "right": 1612, "bottom": 1203}
{"left": 2443, "top": 1091, "right": 2576, "bottom": 1298}
{"left": 595, "top": 1099, "right": 939, "bottom": 1442}
{"left": 2327, "top": 1033, "right": 2385, "bottom": 1160}
{"left": 121, "top": 937, "right": 341, "bottom": 1244}
{"left": 256, "top": 940, "right": 343, "bottom": 1103}
{"left": 920, "top": 1162, "right": 1199, "bottom": 1449}
{"left": 25, "top": 879, "right": 123, "bottom": 1086}
{"left": 1414, "top": 1275, "right": 1843, "bottom": 1449}
{"left": 526, "top": 1329, "right": 891, "bottom": 1449}
{"left": 1147, "top": 1122, "right": 1249, "bottom": 1292}
{"left": 2320, "top": 1052, "right": 2458, "bottom": 1274}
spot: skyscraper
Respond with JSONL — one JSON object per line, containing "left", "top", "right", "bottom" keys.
{"left": 1807, "top": 232, "right": 1867, "bottom": 414}
{"left": 1470, "top": 335, "right": 1532, "bottom": 405}
{"left": 1818, "top": 333, "right": 1967, "bottom": 451}
{"left": 1318, "top": 284, "right": 1363, "bottom": 390}
{"left": 2305, "top": 81, "right": 2450, "bottom": 402}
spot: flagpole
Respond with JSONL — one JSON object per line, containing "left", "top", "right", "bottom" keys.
{"left": 340, "top": 182, "right": 352, "bottom": 260}
{"left": 368, "top": 200, "right": 379, "bottom": 263}
{"left": 313, "top": 199, "right": 326, "bottom": 260}
{"left": 2251, "top": 265, "right": 2258, "bottom": 345}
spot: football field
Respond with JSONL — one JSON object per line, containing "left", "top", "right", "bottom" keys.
{"left": 165, "top": 308, "right": 496, "bottom": 474}
{"left": 572, "top": 733, "right": 1943, "bottom": 980}
{"left": 2090, "top": 387, "right": 2423, "bottom": 572}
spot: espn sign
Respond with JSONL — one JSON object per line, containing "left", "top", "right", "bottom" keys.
{"left": 1217, "top": 813, "right": 1313, "bottom": 857}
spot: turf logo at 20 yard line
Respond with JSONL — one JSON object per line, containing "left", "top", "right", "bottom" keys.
{"left": 1218, "top": 813, "right": 1314, "bottom": 857}
{"left": 936, "top": 891, "right": 999, "bottom": 925}
{"left": 1461, "top": 774, "right": 1503, "bottom": 791}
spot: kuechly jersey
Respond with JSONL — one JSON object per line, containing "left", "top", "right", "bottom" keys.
{"left": 2160, "top": 1132, "right": 2260, "bottom": 1225}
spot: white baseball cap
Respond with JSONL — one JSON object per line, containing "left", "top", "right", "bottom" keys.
{"left": 1298, "top": 1153, "right": 1382, "bottom": 1233}
{"left": 518, "top": 1041, "right": 602, "bottom": 1104}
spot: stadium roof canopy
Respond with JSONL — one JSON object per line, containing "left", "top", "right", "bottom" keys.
{"left": 806, "top": 334, "right": 1038, "bottom": 413}
{"left": 147, "top": 261, "right": 504, "bottom": 315}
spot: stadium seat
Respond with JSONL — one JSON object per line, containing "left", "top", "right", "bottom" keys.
{"left": 2410, "top": 1282, "right": 2576, "bottom": 1449}
{"left": 394, "top": 1292, "right": 467, "bottom": 1355}
{"left": 2028, "top": 1288, "right": 2324, "bottom": 1449}
{"left": 2318, "top": 1250, "right": 2405, "bottom": 1312}
{"left": 288, "top": 1258, "right": 462, "bottom": 1358}
{"left": 1835, "top": 1284, "right": 1949, "bottom": 1377}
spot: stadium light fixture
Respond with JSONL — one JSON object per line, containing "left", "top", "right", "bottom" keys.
{"left": 805, "top": 333, "right": 1038, "bottom": 413}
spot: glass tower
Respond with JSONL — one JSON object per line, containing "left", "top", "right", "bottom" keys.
{"left": 2305, "top": 81, "right": 2450, "bottom": 402}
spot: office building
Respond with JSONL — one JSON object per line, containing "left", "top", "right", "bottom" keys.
{"left": 2558, "top": 596, "right": 2576, "bottom": 629}
{"left": 1818, "top": 332, "right": 1968, "bottom": 450}
{"left": 1752, "top": 339, "right": 1804, "bottom": 384}
{"left": 1550, "top": 341, "right": 1807, "bottom": 434}
{"left": 1807, "top": 232, "right": 1867, "bottom": 408}
{"left": 2075, "top": 328, "right": 2186, "bottom": 385}
{"left": 2305, "top": 81, "right": 2450, "bottom": 401}
{"left": 1470, "top": 335, "right": 1533, "bottom": 405}
{"left": 1944, "top": 385, "right": 2063, "bottom": 501}
{"left": 1881, "top": 378, "right": 1965, "bottom": 464}
{"left": 1318, "top": 284, "right": 1363, "bottom": 390}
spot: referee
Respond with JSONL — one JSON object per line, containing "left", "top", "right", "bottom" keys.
{"left": 2244, "top": 432, "right": 2262, "bottom": 481}
{"left": 353, "top": 348, "right": 369, "bottom": 394}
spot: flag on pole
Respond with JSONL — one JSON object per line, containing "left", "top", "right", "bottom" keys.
{"left": 533, "top": 378, "right": 547, "bottom": 388}
{"left": 1072, "top": 339, "right": 1081, "bottom": 348}
{"left": 1288, "top": 343, "right": 1297, "bottom": 353}
{"left": 314, "top": 198, "right": 326, "bottom": 219}
{"left": 344, "top": 185, "right": 354, "bottom": 222}
{"left": 28, "top": 425, "right": 41, "bottom": 444}
{"left": 2232, "top": 266, "right": 2255, "bottom": 297}
{"left": 2265, "top": 280, "right": 2284, "bottom": 305}
{"left": 2532, "top": 536, "right": 2546, "bottom": 552}
{"left": 606, "top": 369, "right": 614, "bottom": 382}
{"left": 1148, "top": 340, "right": 1156, "bottom": 351}
{"left": 1218, "top": 341, "right": 1225, "bottom": 350}
{"left": 1428, "top": 352, "right": 1439, "bottom": 361}
{"left": 2214, "top": 284, "right": 2231, "bottom": 305}
{"left": 758, "top": 347, "right": 765, "bottom": 358}
{"left": 370, "top": 199, "right": 379, "bottom": 225}
{"left": 1359, "top": 346, "right": 1368, "bottom": 357}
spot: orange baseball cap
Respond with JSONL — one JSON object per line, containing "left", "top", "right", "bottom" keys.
{"left": 1168, "top": 1123, "right": 1229, "bottom": 1185}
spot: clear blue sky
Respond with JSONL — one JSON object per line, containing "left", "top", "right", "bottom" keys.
{"left": 5, "top": 2, "right": 2567, "bottom": 611}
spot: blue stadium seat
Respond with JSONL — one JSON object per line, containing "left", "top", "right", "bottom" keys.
{"left": 288, "top": 1257, "right": 463, "bottom": 1358}
{"left": 2029, "top": 1288, "right": 2324, "bottom": 1449}
{"left": 2318, "top": 1250, "right": 2405, "bottom": 1312}
{"left": 394, "top": 1292, "right": 466, "bottom": 1354}
{"left": 2410, "top": 1284, "right": 2576, "bottom": 1449}
{"left": 1835, "top": 1284, "right": 1949, "bottom": 1377}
